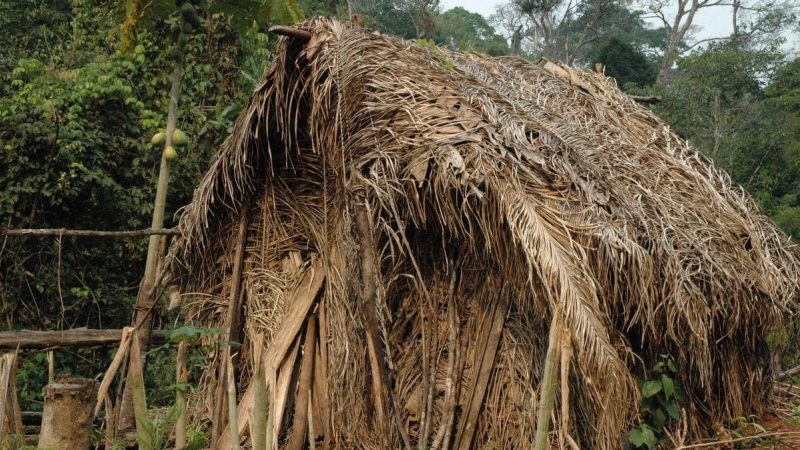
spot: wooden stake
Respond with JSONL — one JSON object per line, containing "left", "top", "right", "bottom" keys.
{"left": 286, "top": 316, "right": 316, "bottom": 450}
{"left": 432, "top": 249, "right": 464, "bottom": 450}
{"left": 533, "top": 306, "right": 563, "bottom": 450}
{"left": 0, "top": 351, "right": 22, "bottom": 449}
{"left": 129, "top": 331, "right": 151, "bottom": 449}
{"left": 47, "top": 351, "right": 54, "bottom": 384}
{"left": 252, "top": 338, "right": 268, "bottom": 450}
{"left": 559, "top": 324, "right": 572, "bottom": 448}
{"left": 213, "top": 209, "right": 249, "bottom": 445}
{"left": 353, "top": 192, "right": 403, "bottom": 446}
{"left": 268, "top": 25, "right": 312, "bottom": 41}
{"left": 227, "top": 355, "right": 241, "bottom": 450}
{"left": 175, "top": 339, "right": 189, "bottom": 449}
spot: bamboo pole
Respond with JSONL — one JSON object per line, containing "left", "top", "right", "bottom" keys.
{"left": 533, "top": 306, "right": 563, "bottom": 450}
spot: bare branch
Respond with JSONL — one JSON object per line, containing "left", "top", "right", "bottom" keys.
{"left": 268, "top": 25, "right": 312, "bottom": 42}
{"left": 630, "top": 95, "right": 663, "bottom": 104}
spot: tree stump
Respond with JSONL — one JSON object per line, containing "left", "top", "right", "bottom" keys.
{"left": 38, "top": 377, "right": 98, "bottom": 450}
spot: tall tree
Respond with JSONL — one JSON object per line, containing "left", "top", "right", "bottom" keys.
{"left": 652, "top": 45, "right": 792, "bottom": 221}
{"left": 435, "top": 7, "right": 509, "bottom": 55}
{"left": 593, "top": 37, "right": 657, "bottom": 88}
{"left": 643, "top": 0, "right": 796, "bottom": 83}
{"left": 490, "top": 0, "right": 658, "bottom": 64}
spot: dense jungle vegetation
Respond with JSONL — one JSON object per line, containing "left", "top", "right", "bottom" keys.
{"left": 1, "top": 0, "right": 799, "bottom": 421}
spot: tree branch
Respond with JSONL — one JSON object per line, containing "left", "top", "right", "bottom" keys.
{"left": 268, "top": 25, "right": 312, "bottom": 42}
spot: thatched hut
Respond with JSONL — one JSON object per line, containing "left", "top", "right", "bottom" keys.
{"left": 165, "top": 17, "right": 800, "bottom": 449}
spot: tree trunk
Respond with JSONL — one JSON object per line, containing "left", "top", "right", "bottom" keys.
{"left": 38, "top": 377, "right": 98, "bottom": 450}
{"left": 511, "top": 26, "right": 522, "bottom": 57}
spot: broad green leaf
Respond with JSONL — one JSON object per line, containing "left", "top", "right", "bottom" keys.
{"left": 662, "top": 374, "right": 674, "bottom": 400}
{"left": 640, "top": 426, "right": 656, "bottom": 450}
{"left": 652, "top": 408, "right": 666, "bottom": 430}
{"left": 664, "top": 401, "right": 680, "bottom": 420}
{"left": 641, "top": 380, "right": 662, "bottom": 399}
{"left": 629, "top": 427, "right": 645, "bottom": 447}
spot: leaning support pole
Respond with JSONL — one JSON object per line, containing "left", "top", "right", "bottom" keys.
{"left": 533, "top": 305, "right": 563, "bottom": 450}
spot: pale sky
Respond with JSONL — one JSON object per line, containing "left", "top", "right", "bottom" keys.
{"left": 439, "top": 0, "right": 734, "bottom": 42}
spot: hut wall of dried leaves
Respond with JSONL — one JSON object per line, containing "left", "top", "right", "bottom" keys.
{"left": 165, "top": 17, "right": 800, "bottom": 449}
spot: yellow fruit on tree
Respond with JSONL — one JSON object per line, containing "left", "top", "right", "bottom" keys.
{"left": 172, "top": 128, "right": 188, "bottom": 146}
{"left": 164, "top": 145, "right": 178, "bottom": 161}
{"left": 151, "top": 131, "right": 166, "bottom": 145}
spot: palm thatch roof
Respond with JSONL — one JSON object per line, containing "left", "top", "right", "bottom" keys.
{"left": 165, "top": 17, "right": 800, "bottom": 449}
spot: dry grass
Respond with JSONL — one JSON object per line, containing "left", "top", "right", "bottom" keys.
{"left": 165, "top": 17, "right": 800, "bottom": 449}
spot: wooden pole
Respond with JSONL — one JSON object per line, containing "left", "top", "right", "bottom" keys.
{"left": 0, "top": 329, "right": 170, "bottom": 350}
{"left": 533, "top": 306, "right": 563, "bottom": 450}
{"left": 252, "top": 339, "right": 268, "bottom": 450}
{"left": 286, "top": 316, "right": 316, "bottom": 450}
{"left": 2, "top": 228, "right": 179, "bottom": 238}
{"left": 0, "top": 351, "right": 23, "bottom": 449}
{"left": 227, "top": 356, "right": 241, "bottom": 450}
{"left": 129, "top": 330, "right": 151, "bottom": 449}
{"left": 212, "top": 210, "right": 249, "bottom": 445}
{"left": 175, "top": 340, "right": 189, "bottom": 449}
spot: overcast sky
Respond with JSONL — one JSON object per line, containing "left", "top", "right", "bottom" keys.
{"left": 439, "top": 0, "right": 735, "bottom": 42}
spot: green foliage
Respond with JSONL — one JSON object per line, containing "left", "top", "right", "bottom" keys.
{"left": 137, "top": 403, "right": 181, "bottom": 450}
{"left": 434, "top": 7, "right": 509, "bottom": 56}
{"left": 593, "top": 37, "right": 656, "bottom": 89}
{"left": 0, "top": 0, "right": 283, "bottom": 410}
{"left": 625, "top": 355, "right": 683, "bottom": 450}
{"left": 361, "top": 0, "right": 420, "bottom": 39}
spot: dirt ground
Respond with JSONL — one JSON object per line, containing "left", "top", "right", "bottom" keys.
{"left": 684, "top": 413, "right": 800, "bottom": 449}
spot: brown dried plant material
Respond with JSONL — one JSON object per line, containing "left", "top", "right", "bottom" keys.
{"left": 166, "top": 17, "right": 800, "bottom": 449}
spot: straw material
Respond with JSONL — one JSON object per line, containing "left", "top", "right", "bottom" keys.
{"left": 165, "top": 17, "right": 800, "bottom": 449}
